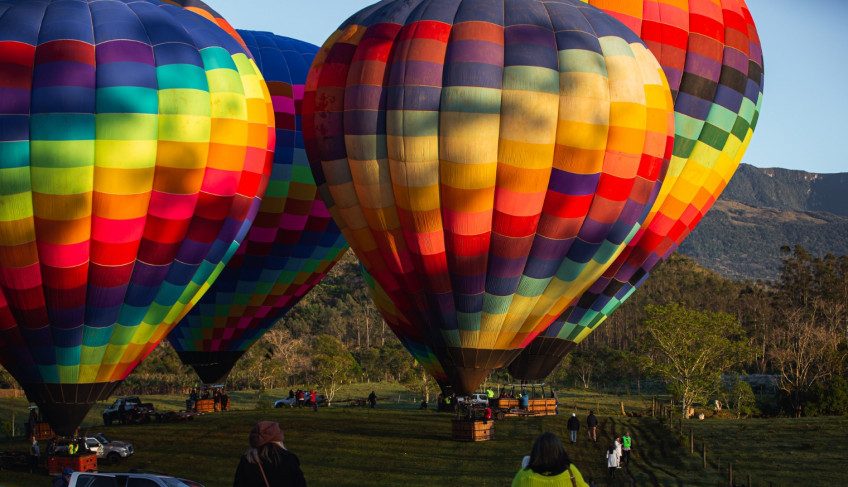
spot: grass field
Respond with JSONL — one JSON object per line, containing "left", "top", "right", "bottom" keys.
{"left": 1, "top": 386, "right": 844, "bottom": 487}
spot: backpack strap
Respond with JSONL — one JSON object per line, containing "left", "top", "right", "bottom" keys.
{"left": 568, "top": 465, "right": 576, "bottom": 486}
{"left": 257, "top": 461, "right": 271, "bottom": 487}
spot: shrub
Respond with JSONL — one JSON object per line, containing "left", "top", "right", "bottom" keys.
{"left": 805, "top": 376, "right": 848, "bottom": 416}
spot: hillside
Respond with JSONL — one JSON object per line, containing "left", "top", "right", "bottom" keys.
{"left": 678, "top": 164, "right": 848, "bottom": 281}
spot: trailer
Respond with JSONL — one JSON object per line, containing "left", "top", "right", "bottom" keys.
{"left": 492, "top": 383, "right": 558, "bottom": 419}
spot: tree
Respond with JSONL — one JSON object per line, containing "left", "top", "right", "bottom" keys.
{"left": 312, "top": 335, "right": 361, "bottom": 406}
{"left": 403, "top": 364, "right": 439, "bottom": 406}
{"left": 639, "top": 303, "right": 750, "bottom": 419}
{"left": 769, "top": 305, "right": 846, "bottom": 417}
{"left": 721, "top": 375, "right": 758, "bottom": 419}
{"left": 262, "top": 328, "right": 307, "bottom": 387}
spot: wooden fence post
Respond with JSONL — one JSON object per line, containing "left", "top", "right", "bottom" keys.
{"left": 689, "top": 428, "right": 694, "bottom": 455}
{"left": 729, "top": 462, "right": 733, "bottom": 486}
{"left": 620, "top": 401, "right": 626, "bottom": 417}
{"left": 748, "top": 473, "right": 752, "bottom": 487}
{"left": 679, "top": 417, "right": 683, "bottom": 436}
{"left": 702, "top": 442, "right": 706, "bottom": 469}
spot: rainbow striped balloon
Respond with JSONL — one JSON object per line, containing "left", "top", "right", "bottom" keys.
{"left": 168, "top": 31, "right": 348, "bottom": 385}
{"left": 510, "top": 0, "right": 765, "bottom": 380}
{"left": 0, "top": 0, "right": 274, "bottom": 434}
{"left": 305, "top": 0, "right": 675, "bottom": 394}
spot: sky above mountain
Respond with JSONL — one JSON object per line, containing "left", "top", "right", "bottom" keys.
{"left": 203, "top": 0, "right": 848, "bottom": 175}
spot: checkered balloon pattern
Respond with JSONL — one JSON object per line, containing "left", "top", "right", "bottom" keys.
{"left": 305, "top": 0, "right": 675, "bottom": 394}
{"left": 511, "top": 0, "right": 764, "bottom": 380}
{"left": 168, "top": 31, "right": 348, "bottom": 384}
{"left": 0, "top": 0, "right": 274, "bottom": 434}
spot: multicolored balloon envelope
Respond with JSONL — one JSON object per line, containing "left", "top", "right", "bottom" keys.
{"left": 158, "top": 0, "right": 251, "bottom": 55}
{"left": 0, "top": 0, "right": 274, "bottom": 435}
{"left": 305, "top": 0, "right": 676, "bottom": 394}
{"left": 168, "top": 31, "right": 348, "bottom": 385}
{"left": 361, "top": 265, "right": 449, "bottom": 387}
{"left": 509, "top": 0, "right": 765, "bottom": 380}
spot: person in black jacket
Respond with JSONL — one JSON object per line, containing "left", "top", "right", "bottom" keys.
{"left": 567, "top": 413, "right": 580, "bottom": 444}
{"left": 587, "top": 411, "right": 599, "bottom": 442}
{"left": 233, "top": 421, "right": 306, "bottom": 487}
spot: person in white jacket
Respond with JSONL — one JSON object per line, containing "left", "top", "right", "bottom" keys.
{"left": 614, "top": 437, "right": 623, "bottom": 467}
{"left": 606, "top": 446, "right": 619, "bottom": 478}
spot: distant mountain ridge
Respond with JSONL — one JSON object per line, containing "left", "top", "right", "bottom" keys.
{"left": 677, "top": 164, "right": 848, "bottom": 281}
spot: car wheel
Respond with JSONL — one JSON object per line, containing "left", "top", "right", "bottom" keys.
{"left": 104, "top": 416, "right": 112, "bottom": 426}
{"left": 275, "top": 403, "right": 282, "bottom": 408}
{"left": 107, "top": 452, "right": 121, "bottom": 465}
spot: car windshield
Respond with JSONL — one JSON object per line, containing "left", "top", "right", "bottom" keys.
{"left": 96, "top": 434, "right": 110, "bottom": 443}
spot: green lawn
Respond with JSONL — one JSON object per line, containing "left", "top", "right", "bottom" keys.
{"left": 1, "top": 387, "right": 844, "bottom": 487}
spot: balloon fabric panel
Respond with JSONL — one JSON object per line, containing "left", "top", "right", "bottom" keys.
{"left": 510, "top": 0, "right": 764, "bottom": 380}
{"left": 0, "top": 0, "right": 273, "bottom": 434}
{"left": 157, "top": 0, "right": 251, "bottom": 55}
{"left": 306, "top": 0, "right": 675, "bottom": 394}
{"left": 168, "top": 30, "right": 348, "bottom": 384}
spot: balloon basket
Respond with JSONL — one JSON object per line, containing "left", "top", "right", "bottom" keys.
{"left": 451, "top": 419, "right": 494, "bottom": 442}
{"left": 195, "top": 398, "right": 215, "bottom": 413}
{"left": 33, "top": 422, "right": 55, "bottom": 441}
{"left": 48, "top": 453, "right": 97, "bottom": 476}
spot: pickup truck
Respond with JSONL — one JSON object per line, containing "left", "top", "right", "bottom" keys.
{"left": 102, "top": 397, "right": 155, "bottom": 425}
{"left": 53, "top": 434, "right": 134, "bottom": 465}
{"left": 85, "top": 433, "right": 134, "bottom": 464}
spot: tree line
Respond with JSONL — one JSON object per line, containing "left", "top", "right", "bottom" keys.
{"left": 1, "top": 246, "right": 846, "bottom": 417}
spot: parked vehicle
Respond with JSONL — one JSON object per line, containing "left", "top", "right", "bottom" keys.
{"left": 456, "top": 393, "right": 490, "bottom": 406}
{"left": 274, "top": 392, "right": 326, "bottom": 408}
{"left": 68, "top": 471, "right": 203, "bottom": 487}
{"left": 103, "top": 397, "right": 155, "bottom": 425}
{"left": 83, "top": 433, "right": 134, "bottom": 464}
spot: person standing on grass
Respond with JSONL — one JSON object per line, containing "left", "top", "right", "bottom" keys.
{"left": 368, "top": 390, "right": 377, "bottom": 408}
{"left": 309, "top": 390, "right": 318, "bottom": 412}
{"left": 233, "top": 421, "right": 306, "bottom": 487}
{"left": 621, "top": 431, "right": 632, "bottom": 466}
{"left": 606, "top": 446, "right": 619, "bottom": 479}
{"left": 567, "top": 413, "right": 580, "bottom": 444}
{"left": 586, "top": 411, "right": 598, "bottom": 442}
{"left": 512, "top": 432, "right": 591, "bottom": 487}
{"left": 29, "top": 437, "right": 39, "bottom": 473}
{"left": 614, "top": 437, "right": 622, "bottom": 468}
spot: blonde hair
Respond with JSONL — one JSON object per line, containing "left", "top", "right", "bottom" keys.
{"left": 245, "top": 441, "right": 286, "bottom": 465}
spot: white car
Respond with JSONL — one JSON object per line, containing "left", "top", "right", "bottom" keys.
{"left": 457, "top": 393, "right": 491, "bottom": 406}
{"left": 274, "top": 393, "right": 326, "bottom": 408}
{"left": 68, "top": 471, "right": 204, "bottom": 487}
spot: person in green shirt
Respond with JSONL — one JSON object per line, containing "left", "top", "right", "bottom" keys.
{"left": 511, "top": 432, "right": 591, "bottom": 487}
{"left": 622, "top": 431, "right": 632, "bottom": 467}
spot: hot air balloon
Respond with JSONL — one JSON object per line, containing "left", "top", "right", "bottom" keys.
{"left": 168, "top": 31, "right": 348, "bottom": 385}
{"left": 509, "top": 0, "right": 765, "bottom": 380}
{"left": 159, "top": 0, "right": 251, "bottom": 55}
{"left": 360, "top": 265, "right": 449, "bottom": 386}
{"left": 305, "top": 0, "right": 676, "bottom": 394}
{"left": 0, "top": 0, "right": 274, "bottom": 435}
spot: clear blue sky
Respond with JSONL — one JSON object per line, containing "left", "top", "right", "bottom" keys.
{"left": 203, "top": 0, "right": 848, "bottom": 175}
